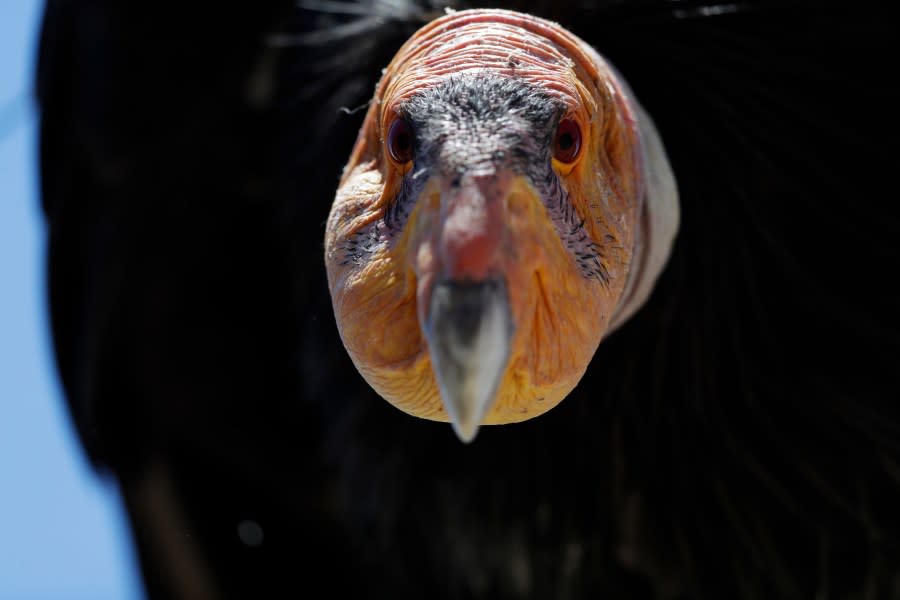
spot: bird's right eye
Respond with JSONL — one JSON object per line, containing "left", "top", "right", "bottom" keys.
{"left": 553, "top": 118, "right": 582, "bottom": 165}
{"left": 387, "top": 118, "right": 414, "bottom": 165}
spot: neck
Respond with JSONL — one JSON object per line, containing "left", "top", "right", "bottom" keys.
{"left": 608, "top": 103, "right": 680, "bottom": 333}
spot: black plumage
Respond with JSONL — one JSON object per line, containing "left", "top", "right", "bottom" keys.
{"left": 37, "top": 0, "right": 900, "bottom": 598}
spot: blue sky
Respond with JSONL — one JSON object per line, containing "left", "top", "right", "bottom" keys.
{"left": 0, "top": 2, "right": 146, "bottom": 598}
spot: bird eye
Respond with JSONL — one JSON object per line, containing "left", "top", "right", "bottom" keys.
{"left": 387, "top": 117, "right": 414, "bottom": 165}
{"left": 554, "top": 118, "right": 582, "bottom": 164}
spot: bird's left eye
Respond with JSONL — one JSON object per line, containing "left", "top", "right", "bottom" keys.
{"left": 387, "top": 117, "right": 414, "bottom": 165}
{"left": 554, "top": 118, "right": 582, "bottom": 165}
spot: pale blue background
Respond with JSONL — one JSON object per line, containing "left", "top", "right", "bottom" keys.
{"left": 0, "top": 2, "right": 146, "bottom": 598}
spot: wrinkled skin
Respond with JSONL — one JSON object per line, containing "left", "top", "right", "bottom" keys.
{"left": 325, "top": 10, "right": 646, "bottom": 426}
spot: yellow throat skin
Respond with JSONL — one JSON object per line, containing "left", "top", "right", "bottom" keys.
{"left": 324, "top": 9, "right": 678, "bottom": 438}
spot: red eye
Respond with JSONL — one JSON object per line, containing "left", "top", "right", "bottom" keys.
{"left": 387, "top": 117, "right": 414, "bottom": 164}
{"left": 554, "top": 118, "right": 582, "bottom": 164}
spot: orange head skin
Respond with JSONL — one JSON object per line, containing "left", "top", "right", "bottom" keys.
{"left": 325, "top": 9, "right": 644, "bottom": 437}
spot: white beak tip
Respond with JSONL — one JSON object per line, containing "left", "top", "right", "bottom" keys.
{"left": 450, "top": 419, "right": 481, "bottom": 443}
{"left": 425, "top": 278, "right": 513, "bottom": 446}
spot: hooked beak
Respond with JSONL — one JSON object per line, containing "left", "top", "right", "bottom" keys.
{"left": 425, "top": 278, "right": 513, "bottom": 442}
{"left": 420, "top": 171, "right": 516, "bottom": 442}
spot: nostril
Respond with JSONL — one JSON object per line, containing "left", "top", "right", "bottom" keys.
{"left": 470, "top": 171, "right": 511, "bottom": 201}
{"left": 438, "top": 173, "right": 511, "bottom": 281}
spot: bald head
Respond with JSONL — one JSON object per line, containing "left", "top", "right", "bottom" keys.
{"left": 324, "top": 9, "right": 678, "bottom": 440}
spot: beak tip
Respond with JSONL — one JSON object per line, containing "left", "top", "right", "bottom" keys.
{"left": 425, "top": 277, "right": 513, "bottom": 446}
{"left": 450, "top": 417, "right": 481, "bottom": 443}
